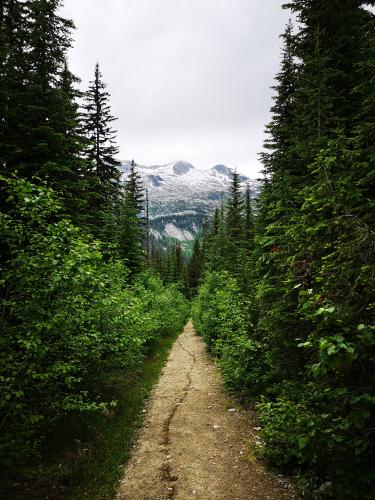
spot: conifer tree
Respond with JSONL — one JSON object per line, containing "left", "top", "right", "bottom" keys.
{"left": 0, "top": 0, "right": 93, "bottom": 227}
{"left": 187, "top": 238, "right": 203, "bottom": 296}
{"left": 53, "top": 60, "right": 93, "bottom": 222}
{"left": 200, "top": 216, "right": 210, "bottom": 267}
{"left": 204, "top": 205, "right": 226, "bottom": 272}
{"left": 117, "top": 161, "right": 145, "bottom": 274}
{"left": 203, "top": 208, "right": 219, "bottom": 270}
{"left": 0, "top": 0, "right": 30, "bottom": 175}
{"left": 125, "top": 159, "right": 145, "bottom": 215}
{"left": 225, "top": 170, "right": 244, "bottom": 275}
{"left": 243, "top": 183, "right": 254, "bottom": 254}
{"left": 285, "top": 0, "right": 373, "bottom": 134}
{"left": 260, "top": 20, "right": 298, "bottom": 180}
{"left": 193, "top": 2, "right": 375, "bottom": 496}
{"left": 117, "top": 195, "right": 142, "bottom": 274}
{"left": 17, "top": 0, "right": 75, "bottom": 179}
{"left": 172, "top": 243, "right": 183, "bottom": 283}
{"left": 251, "top": 21, "right": 304, "bottom": 382}
{"left": 145, "top": 188, "right": 150, "bottom": 262}
{"left": 354, "top": 17, "right": 375, "bottom": 199}
{"left": 82, "top": 63, "right": 121, "bottom": 202}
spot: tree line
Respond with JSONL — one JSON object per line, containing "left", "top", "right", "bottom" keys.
{"left": 0, "top": 0, "right": 189, "bottom": 489}
{"left": 192, "top": 0, "right": 375, "bottom": 497}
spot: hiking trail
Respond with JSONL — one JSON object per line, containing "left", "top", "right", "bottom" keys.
{"left": 117, "top": 321, "right": 298, "bottom": 499}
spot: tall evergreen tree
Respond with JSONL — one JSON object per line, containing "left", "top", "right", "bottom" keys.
{"left": 193, "top": 2, "right": 375, "bottom": 497}
{"left": 204, "top": 205, "right": 226, "bottom": 272}
{"left": 243, "top": 182, "right": 254, "bottom": 254}
{"left": 145, "top": 188, "right": 150, "bottom": 262}
{"left": 82, "top": 63, "right": 121, "bottom": 202}
{"left": 16, "top": 0, "right": 75, "bottom": 179}
{"left": 187, "top": 238, "right": 203, "bottom": 296}
{"left": 0, "top": 0, "right": 30, "bottom": 176}
{"left": 117, "top": 196, "right": 142, "bottom": 274}
{"left": 117, "top": 161, "right": 145, "bottom": 274}
{"left": 125, "top": 159, "right": 145, "bottom": 215}
{"left": 0, "top": 0, "right": 91, "bottom": 225}
{"left": 225, "top": 170, "right": 244, "bottom": 275}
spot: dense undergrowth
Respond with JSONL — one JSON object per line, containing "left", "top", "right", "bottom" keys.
{"left": 0, "top": 177, "right": 189, "bottom": 491}
{"left": 192, "top": 2, "right": 375, "bottom": 496}
{"left": 9, "top": 331, "right": 180, "bottom": 500}
{"left": 192, "top": 270, "right": 374, "bottom": 498}
{"left": 193, "top": 171, "right": 375, "bottom": 497}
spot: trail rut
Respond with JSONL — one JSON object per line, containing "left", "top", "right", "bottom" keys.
{"left": 117, "top": 322, "right": 298, "bottom": 500}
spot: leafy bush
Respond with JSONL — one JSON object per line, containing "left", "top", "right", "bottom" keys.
{"left": 193, "top": 266, "right": 375, "bottom": 498}
{"left": 256, "top": 385, "right": 375, "bottom": 498}
{"left": 0, "top": 177, "right": 188, "bottom": 482}
{"left": 192, "top": 271, "right": 262, "bottom": 398}
{"left": 192, "top": 271, "right": 247, "bottom": 355}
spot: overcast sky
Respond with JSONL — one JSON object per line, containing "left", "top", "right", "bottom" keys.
{"left": 61, "top": 0, "right": 290, "bottom": 177}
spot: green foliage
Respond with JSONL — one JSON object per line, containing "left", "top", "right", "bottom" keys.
{"left": 193, "top": 2, "right": 375, "bottom": 497}
{"left": 81, "top": 62, "right": 121, "bottom": 201}
{"left": 117, "top": 161, "right": 147, "bottom": 274}
{"left": 0, "top": 176, "right": 189, "bottom": 488}
{"left": 192, "top": 271, "right": 247, "bottom": 355}
{"left": 256, "top": 386, "right": 375, "bottom": 497}
{"left": 0, "top": 2, "right": 190, "bottom": 494}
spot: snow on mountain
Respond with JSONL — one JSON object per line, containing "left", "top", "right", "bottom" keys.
{"left": 120, "top": 160, "right": 259, "bottom": 244}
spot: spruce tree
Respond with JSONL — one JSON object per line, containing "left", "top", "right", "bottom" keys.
{"left": 1, "top": 0, "right": 32, "bottom": 176}
{"left": 187, "top": 238, "right": 203, "bottom": 296}
{"left": 53, "top": 60, "right": 93, "bottom": 223}
{"left": 255, "top": 2, "right": 375, "bottom": 491}
{"left": 117, "top": 195, "right": 142, "bottom": 274}
{"left": 17, "top": 0, "right": 75, "bottom": 179}
{"left": 82, "top": 63, "right": 121, "bottom": 203}
{"left": 354, "top": 16, "right": 375, "bottom": 200}
{"left": 204, "top": 205, "right": 226, "bottom": 272}
{"left": 225, "top": 170, "right": 244, "bottom": 275}
{"left": 193, "top": 2, "right": 375, "bottom": 496}
{"left": 243, "top": 182, "right": 254, "bottom": 254}
{"left": 117, "top": 161, "right": 145, "bottom": 274}
{"left": 251, "top": 20, "right": 305, "bottom": 387}
{"left": 125, "top": 159, "right": 145, "bottom": 215}
{"left": 145, "top": 188, "right": 151, "bottom": 262}
{"left": 0, "top": 0, "right": 91, "bottom": 224}
{"left": 172, "top": 243, "right": 183, "bottom": 283}
{"left": 0, "top": 0, "right": 30, "bottom": 175}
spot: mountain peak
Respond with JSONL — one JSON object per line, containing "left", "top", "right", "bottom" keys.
{"left": 211, "top": 164, "right": 234, "bottom": 176}
{"left": 120, "top": 160, "right": 259, "bottom": 244}
{"left": 173, "top": 161, "right": 194, "bottom": 175}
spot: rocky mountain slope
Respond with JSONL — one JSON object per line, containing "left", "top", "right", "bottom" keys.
{"left": 120, "top": 160, "right": 259, "bottom": 244}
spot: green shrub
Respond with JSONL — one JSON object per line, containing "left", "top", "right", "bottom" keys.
{"left": 256, "top": 384, "right": 375, "bottom": 498}
{"left": 0, "top": 177, "right": 189, "bottom": 484}
{"left": 194, "top": 266, "right": 375, "bottom": 498}
{"left": 192, "top": 271, "right": 247, "bottom": 355}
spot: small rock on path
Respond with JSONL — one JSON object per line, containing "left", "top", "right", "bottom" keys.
{"left": 117, "top": 321, "right": 298, "bottom": 500}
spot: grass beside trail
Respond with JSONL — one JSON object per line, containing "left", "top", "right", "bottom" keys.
{"left": 14, "top": 330, "right": 180, "bottom": 500}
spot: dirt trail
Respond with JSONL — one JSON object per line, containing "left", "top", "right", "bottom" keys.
{"left": 117, "top": 322, "right": 298, "bottom": 500}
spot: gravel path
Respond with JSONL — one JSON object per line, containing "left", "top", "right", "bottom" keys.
{"left": 117, "top": 321, "right": 298, "bottom": 500}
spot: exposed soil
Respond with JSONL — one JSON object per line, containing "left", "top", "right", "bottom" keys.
{"left": 117, "top": 322, "right": 298, "bottom": 500}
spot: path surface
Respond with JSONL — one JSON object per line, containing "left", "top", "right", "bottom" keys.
{"left": 117, "top": 322, "right": 298, "bottom": 500}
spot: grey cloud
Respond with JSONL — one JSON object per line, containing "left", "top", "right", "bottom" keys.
{"left": 62, "top": 0, "right": 289, "bottom": 177}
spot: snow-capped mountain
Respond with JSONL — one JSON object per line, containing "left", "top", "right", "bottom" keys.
{"left": 120, "top": 160, "right": 259, "bottom": 244}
